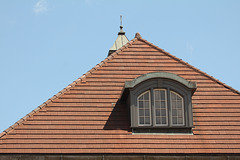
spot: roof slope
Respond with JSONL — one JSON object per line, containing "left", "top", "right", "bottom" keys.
{"left": 0, "top": 33, "right": 240, "bottom": 154}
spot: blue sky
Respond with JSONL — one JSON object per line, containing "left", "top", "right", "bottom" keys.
{"left": 0, "top": 0, "right": 240, "bottom": 132}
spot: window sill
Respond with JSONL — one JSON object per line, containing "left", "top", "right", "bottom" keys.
{"left": 131, "top": 125, "right": 194, "bottom": 129}
{"left": 132, "top": 127, "right": 193, "bottom": 134}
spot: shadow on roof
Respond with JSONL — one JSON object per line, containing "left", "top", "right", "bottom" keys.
{"left": 103, "top": 100, "right": 131, "bottom": 131}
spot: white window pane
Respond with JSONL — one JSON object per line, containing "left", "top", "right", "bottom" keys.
{"left": 161, "top": 101, "right": 166, "bottom": 108}
{"left": 178, "top": 109, "right": 183, "bottom": 116}
{"left": 155, "top": 90, "right": 160, "bottom": 100}
{"left": 156, "top": 109, "right": 160, "bottom": 116}
{"left": 156, "top": 117, "right": 160, "bottom": 124}
{"left": 177, "top": 101, "right": 182, "bottom": 108}
{"left": 139, "top": 101, "right": 144, "bottom": 108}
{"left": 172, "top": 117, "right": 177, "bottom": 124}
{"left": 172, "top": 101, "right": 177, "bottom": 109}
{"left": 177, "top": 95, "right": 182, "bottom": 101}
{"left": 140, "top": 117, "right": 144, "bottom": 124}
{"left": 161, "top": 109, "right": 166, "bottom": 116}
{"left": 145, "top": 109, "right": 150, "bottom": 116}
{"left": 144, "top": 93, "right": 149, "bottom": 100}
{"left": 160, "top": 91, "right": 165, "bottom": 99}
{"left": 178, "top": 117, "right": 183, "bottom": 124}
{"left": 144, "top": 101, "right": 149, "bottom": 108}
{"left": 172, "top": 109, "right": 177, "bottom": 116}
{"left": 139, "top": 109, "right": 144, "bottom": 116}
{"left": 138, "top": 91, "right": 151, "bottom": 126}
{"left": 155, "top": 101, "right": 160, "bottom": 109}
{"left": 162, "top": 117, "right": 166, "bottom": 124}
{"left": 171, "top": 92, "right": 176, "bottom": 101}
{"left": 170, "top": 91, "right": 184, "bottom": 126}
{"left": 145, "top": 117, "right": 150, "bottom": 124}
{"left": 154, "top": 89, "right": 168, "bottom": 126}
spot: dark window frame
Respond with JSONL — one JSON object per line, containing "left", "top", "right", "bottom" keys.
{"left": 121, "top": 72, "right": 197, "bottom": 133}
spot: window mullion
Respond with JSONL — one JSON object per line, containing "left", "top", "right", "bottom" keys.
{"left": 150, "top": 88, "right": 154, "bottom": 126}
{"left": 167, "top": 87, "right": 171, "bottom": 127}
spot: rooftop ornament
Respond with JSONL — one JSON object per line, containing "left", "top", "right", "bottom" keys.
{"left": 108, "top": 15, "right": 129, "bottom": 56}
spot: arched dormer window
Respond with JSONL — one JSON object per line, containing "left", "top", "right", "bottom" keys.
{"left": 170, "top": 91, "right": 184, "bottom": 126}
{"left": 121, "top": 72, "right": 197, "bottom": 134}
{"left": 138, "top": 90, "right": 151, "bottom": 126}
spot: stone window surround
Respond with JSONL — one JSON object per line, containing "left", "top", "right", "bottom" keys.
{"left": 121, "top": 72, "right": 197, "bottom": 133}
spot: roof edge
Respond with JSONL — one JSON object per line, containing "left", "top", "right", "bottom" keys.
{"left": 0, "top": 35, "right": 139, "bottom": 139}
{"left": 136, "top": 36, "right": 240, "bottom": 95}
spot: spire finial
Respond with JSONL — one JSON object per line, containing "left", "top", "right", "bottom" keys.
{"left": 118, "top": 15, "right": 125, "bottom": 35}
{"left": 120, "top": 15, "right": 122, "bottom": 26}
{"left": 120, "top": 15, "right": 123, "bottom": 32}
{"left": 108, "top": 15, "right": 129, "bottom": 56}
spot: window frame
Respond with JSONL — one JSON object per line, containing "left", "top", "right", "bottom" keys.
{"left": 170, "top": 90, "right": 185, "bottom": 126}
{"left": 136, "top": 88, "right": 186, "bottom": 128}
{"left": 128, "top": 78, "right": 195, "bottom": 129}
{"left": 137, "top": 90, "right": 152, "bottom": 126}
{"left": 120, "top": 72, "right": 197, "bottom": 133}
{"left": 153, "top": 89, "right": 168, "bottom": 126}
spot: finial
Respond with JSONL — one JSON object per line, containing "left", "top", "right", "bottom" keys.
{"left": 108, "top": 15, "right": 129, "bottom": 56}
{"left": 135, "top": 32, "right": 142, "bottom": 39}
{"left": 118, "top": 15, "right": 125, "bottom": 35}
{"left": 120, "top": 15, "right": 122, "bottom": 26}
{"left": 120, "top": 25, "right": 123, "bottom": 31}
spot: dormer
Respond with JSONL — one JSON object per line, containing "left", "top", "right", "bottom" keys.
{"left": 121, "top": 72, "right": 197, "bottom": 134}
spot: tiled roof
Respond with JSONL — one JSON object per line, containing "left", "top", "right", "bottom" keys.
{"left": 0, "top": 33, "right": 240, "bottom": 154}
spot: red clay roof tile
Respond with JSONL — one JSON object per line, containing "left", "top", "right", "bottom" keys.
{"left": 0, "top": 33, "right": 240, "bottom": 154}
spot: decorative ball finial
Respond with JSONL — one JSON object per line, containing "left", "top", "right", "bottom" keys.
{"left": 119, "top": 15, "right": 124, "bottom": 32}
{"left": 118, "top": 15, "right": 125, "bottom": 35}
{"left": 120, "top": 15, "right": 122, "bottom": 26}
{"left": 120, "top": 25, "right": 123, "bottom": 31}
{"left": 135, "top": 32, "right": 142, "bottom": 39}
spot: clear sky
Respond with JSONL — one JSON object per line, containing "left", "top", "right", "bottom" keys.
{"left": 0, "top": 0, "right": 240, "bottom": 132}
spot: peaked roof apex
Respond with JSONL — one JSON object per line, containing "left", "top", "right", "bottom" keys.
{"left": 135, "top": 32, "right": 142, "bottom": 39}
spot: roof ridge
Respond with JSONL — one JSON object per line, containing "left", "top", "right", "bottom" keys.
{"left": 137, "top": 36, "right": 240, "bottom": 95}
{"left": 0, "top": 36, "right": 138, "bottom": 139}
